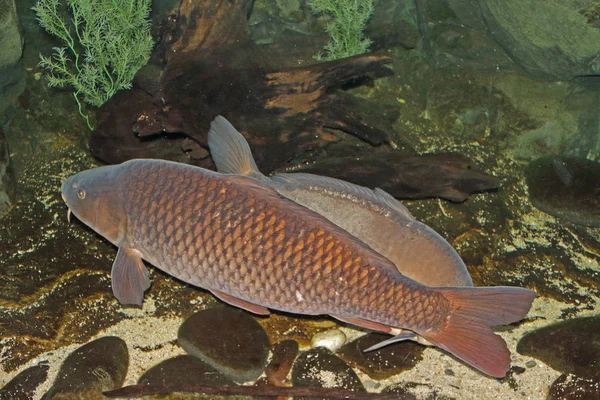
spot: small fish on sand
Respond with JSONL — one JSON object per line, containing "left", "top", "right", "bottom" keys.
{"left": 62, "top": 158, "right": 535, "bottom": 378}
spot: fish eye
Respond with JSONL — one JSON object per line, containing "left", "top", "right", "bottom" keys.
{"left": 77, "top": 189, "right": 86, "bottom": 199}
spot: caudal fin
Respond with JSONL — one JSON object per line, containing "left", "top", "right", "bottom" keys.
{"left": 419, "top": 286, "right": 536, "bottom": 378}
{"left": 208, "top": 116, "right": 264, "bottom": 179}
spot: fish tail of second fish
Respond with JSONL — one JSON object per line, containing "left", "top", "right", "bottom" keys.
{"left": 417, "top": 286, "right": 536, "bottom": 378}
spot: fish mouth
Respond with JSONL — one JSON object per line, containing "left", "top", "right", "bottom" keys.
{"left": 61, "top": 192, "right": 71, "bottom": 223}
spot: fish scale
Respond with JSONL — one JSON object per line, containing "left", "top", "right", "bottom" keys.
{"left": 121, "top": 160, "right": 446, "bottom": 329}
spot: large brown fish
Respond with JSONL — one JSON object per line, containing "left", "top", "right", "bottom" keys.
{"left": 61, "top": 159, "right": 535, "bottom": 378}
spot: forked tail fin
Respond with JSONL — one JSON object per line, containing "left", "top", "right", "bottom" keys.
{"left": 419, "top": 286, "right": 536, "bottom": 378}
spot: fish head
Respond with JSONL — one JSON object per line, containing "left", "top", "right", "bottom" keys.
{"left": 61, "top": 165, "right": 127, "bottom": 245}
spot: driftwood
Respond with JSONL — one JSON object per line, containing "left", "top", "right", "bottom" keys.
{"left": 291, "top": 151, "right": 500, "bottom": 202}
{"left": 103, "top": 383, "right": 400, "bottom": 399}
{"left": 90, "top": 0, "right": 498, "bottom": 201}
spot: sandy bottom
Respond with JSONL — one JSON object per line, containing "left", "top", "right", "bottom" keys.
{"left": 3, "top": 292, "right": 594, "bottom": 399}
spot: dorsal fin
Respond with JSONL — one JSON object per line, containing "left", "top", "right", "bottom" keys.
{"left": 208, "top": 116, "right": 264, "bottom": 180}
{"left": 271, "top": 173, "right": 415, "bottom": 221}
{"left": 207, "top": 116, "right": 413, "bottom": 221}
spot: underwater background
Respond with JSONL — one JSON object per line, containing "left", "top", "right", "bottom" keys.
{"left": 1, "top": 0, "right": 600, "bottom": 398}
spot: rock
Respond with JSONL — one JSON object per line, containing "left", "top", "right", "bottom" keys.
{"left": 525, "top": 157, "right": 600, "bottom": 227}
{"left": 0, "top": 0, "right": 23, "bottom": 92}
{"left": 478, "top": 0, "right": 600, "bottom": 80}
{"left": 564, "top": 88, "right": 600, "bottom": 160}
{"left": 336, "top": 333, "right": 425, "bottom": 380}
{"left": 248, "top": 0, "right": 327, "bottom": 48}
{"left": 0, "top": 364, "right": 49, "bottom": 400}
{"left": 365, "top": 0, "right": 421, "bottom": 50}
{"left": 0, "top": 127, "right": 15, "bottom": 217}
{"left": 417, "top": 0, "right": 600, "bottom": 79}
{"left": 381, "top": 382, "right": 418, "bottom": 399}
{"left": 138, "top": 354, "right": 235, "bottom": 387}
{"left": 265, "top": 340, "right": 299, "bottom": 386}
{"left": 248, "top": 0, "right": 420, "bottom": 51}
{"left": 310, "top": 329, "right": 346, "bottom": 353}
{"left": 177, "top": 306, "right": 270, "bottom": 382}
{"left": 414, "top": 0, "right": 515, "bottom": 72}
{"left": 383, "top": 381, "right": 453, "bottom": 399}
{"left": 517, "top": 316, "right": 600, "bottom": 380}
{"left": 548, "top": 374, "right": 600, "bottom": 400}
{"left": 42, "top": 336, "right": 129, "bottom": 400}
{"left": 249, "top": 0, "right": 419, "bottom": 50}
{"left": 418, "top": 0, "right": 488, "bottom": 30}
{"left": 291, "top": 347, "right": 365, "bottom": 399}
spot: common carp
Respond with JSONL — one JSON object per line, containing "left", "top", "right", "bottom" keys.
{"left": 61, "top": 159, "right": 535, "bottom": 378}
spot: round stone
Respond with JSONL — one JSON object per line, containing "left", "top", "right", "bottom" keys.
{"left": 292, "top": 347, "right": 365, "bottom": 394}
{"left": 0, "top": 364, "right": 48, "bottom": 400}
{"left": 178, "top": 306, "right": 270, "bottom": 382}
{"left": 139, "top": 354, "right": 234, "bottom": 387}
{"left": 310, "top": 329, "right": 346, "bottom": 352}
{"left": 265, "top": 340, "right": 299, "bottom": 386}
{"left": 517, "top": 316, "right": 600, "bottom": 380}
{"left": 336, "top": 333, "right": 425, "bottom": 380}
{"left": 525, "top": 156, "right": 600, "bottom": 227}
{"left": 42, "top": 336, "right": 128, "bottom": 399}
{"left": 549, "top": 374, "right": 600, "bottom": 400}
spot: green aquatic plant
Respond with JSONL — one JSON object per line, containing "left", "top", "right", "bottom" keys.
{"left": 307, "top": 0, "right": 374, "bottom": 61}
{"left": 33, "top": 0, "right": 154, "bottom": 129}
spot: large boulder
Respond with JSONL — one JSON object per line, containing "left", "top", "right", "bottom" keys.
{"left": 479, "top": 0, "right": 600, "bottom": 80}
{"left": 416, "top": 0, "right": 487, "bottom": 31}
{"left": 0, "top": 127, "right": 15, "bottom": 217}
{"left": 0, "top": 0, "right": 23, "bottom": 91}
{"left": 414, "top": 0, "right": 515, "bottom": 72}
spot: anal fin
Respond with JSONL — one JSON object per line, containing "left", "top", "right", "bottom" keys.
{"left": 331, "top": 315, "right": 393, "bottom": 333}
{"left": 211, "top": 289, "right": 270, "bottom": 315}
{"left": 111, "top": 247, "right": 151, "bottom": 306}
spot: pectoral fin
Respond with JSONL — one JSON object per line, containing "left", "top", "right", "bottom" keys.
{"left": 211, "top": 289, "right": 270, "bottom": 315}
{"left": 111, "top": 247, "right": 151, "bottom": 306}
